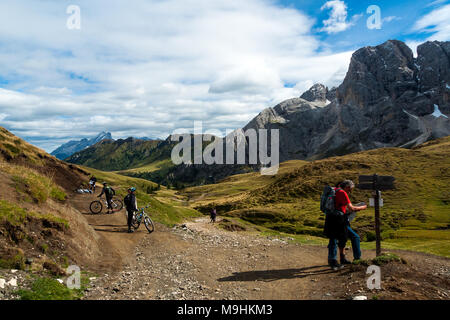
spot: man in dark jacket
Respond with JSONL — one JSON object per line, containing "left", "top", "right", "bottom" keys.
{"left": 98, "top": 182, "right": 115, "bottom": 214}
{"left": 210, "top": 208, "right": 217, "bottom": 223}
{"left": 124, "top": 187, "right": 138, "bottom": 233}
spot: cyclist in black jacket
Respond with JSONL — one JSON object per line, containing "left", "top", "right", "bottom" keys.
{"left": 98, "top": 182, "right": 115, "bottom": 214}
{"left": 124, "top": 187, "right": 138, "bottom": 233}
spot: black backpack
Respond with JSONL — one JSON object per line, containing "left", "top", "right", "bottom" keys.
{"left": 124, "top": 194, "right": 131, "bottom": 207}
{"left": 320, "top": 186, "right": 337, "bottom": 215}
{"left": 105, "top": 186, "right": 115, "bottom": 197}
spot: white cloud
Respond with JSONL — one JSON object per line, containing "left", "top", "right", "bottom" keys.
{"left": 0, "top": 0, "right": 354, "bottom": 152}
{"left": 382, "top": 16, "right": 400, "bottom": 24}
{"left": 412, "top": 4, "right": 450, "bottom": 41}
{"left": 426, "top": 0, "right": 448, "bottom": 7}
{"left": 320, "top": 1, "right": 360, "bottom": 34}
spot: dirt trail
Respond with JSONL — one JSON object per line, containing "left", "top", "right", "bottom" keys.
{"left": 70, "top": 193, "right": 450, "bottom": 300}
{"left": 69, "top": 192, "right": 149, "bottom": 272}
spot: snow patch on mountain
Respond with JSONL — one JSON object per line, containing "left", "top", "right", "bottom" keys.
{"left": 432, "top": 105, "right": 448, "bottom": 118}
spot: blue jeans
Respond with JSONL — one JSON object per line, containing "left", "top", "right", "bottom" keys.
{"left": 346, "top": 225, "right": 361, "bottom": 260}
{"left": 328, "top": 225, "right": 361, "bottom": 262}
{"left": 327, "top": 238, "right": 345, "bottom": 262}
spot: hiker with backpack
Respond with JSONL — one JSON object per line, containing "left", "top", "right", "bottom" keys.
{"left": 321, "top": 180, "right": 367, "bottom": 270}
{"left": 124, "top": 187, "right": 138, "bottom": 233}
{"left": 98, "top": 182, "right": 116, "bottom": 214}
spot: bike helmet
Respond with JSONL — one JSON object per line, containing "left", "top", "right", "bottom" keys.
{"left": 130, "top": 187, "right": 136, "bottom": 192}
{"left": 103, "top": 182, "right": 107, "bottom": 186}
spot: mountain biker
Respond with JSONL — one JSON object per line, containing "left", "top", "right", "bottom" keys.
{"left": 98, "top": 182, "right": 116, "bottom": 214}
{"left": 89, "top": 176, "right": 97, "bottom": 193}
{"left": 124, "top": 187, "right": 138, "bottom": 233}
{"left": 327, "top": 180, "right": 367, "bottom": 270}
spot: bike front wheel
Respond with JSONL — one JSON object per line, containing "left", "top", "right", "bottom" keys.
{"left": 144, "top": 216, "right": 154, "bottom": 233}
{"left": 90, "top": 201, "right": 103, "bottom": 214}
{"left": 112, "top": 198, "right": 123, "bottom": 211}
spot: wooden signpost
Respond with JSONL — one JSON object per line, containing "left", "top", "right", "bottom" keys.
{"left": 357, "top": 174, "right": 395, "bottom": 256}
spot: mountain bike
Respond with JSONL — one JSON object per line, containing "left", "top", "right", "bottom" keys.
{"left": 89, "top": 197, "right": 123, "bottom": 214}
{"left": 129, "top": 205, "right": 154, "bottom": 233}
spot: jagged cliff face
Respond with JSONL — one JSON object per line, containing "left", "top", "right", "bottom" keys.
{"left": 243, "top": 40, "right": 450, "bottom": 162}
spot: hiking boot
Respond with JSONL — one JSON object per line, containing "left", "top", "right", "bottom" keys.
{"left": 340, "top": 255, "right": 352, "bottom": 265}
{"left": 329, "top": 260, "right": 344, "bottom": 271}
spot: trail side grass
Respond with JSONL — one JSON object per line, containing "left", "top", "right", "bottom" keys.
{"left": 0, "top": 127, "right": 47, "bottom": 166}
{"left": 17, "top": 272, "right": 91, "bottom": 300}
{"left": 0, "top": 161, "right": 67, "bottom": 203}
{"left": 0, "top": 200, "right": 69, "bottom": 229}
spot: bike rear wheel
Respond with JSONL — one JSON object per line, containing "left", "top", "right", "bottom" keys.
{"left": 90, "top": 201, "right": 103, "bottom": 214}
{"left": 131, "top": 213, "right": 140, "bottom": 229}
{"left": 144, "top": 216, "right": 154, "bottom": 233}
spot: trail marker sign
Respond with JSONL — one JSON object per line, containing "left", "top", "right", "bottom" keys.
{"left": 357, "top": 174, "right": 395, "bottom": 256}
{"left": 357, "top": 174, "right": 395, "bottom": 191}
{"left": 369, "top": 198, "right": 383, "bottom": 207}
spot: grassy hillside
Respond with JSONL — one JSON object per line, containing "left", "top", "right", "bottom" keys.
{"left": 0, "top": 127, "right": 103, "bottom": 273}
{"left": 184, "top": 136, "right": 450, "bottom": 257}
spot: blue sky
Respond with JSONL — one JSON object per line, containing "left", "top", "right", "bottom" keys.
{"left": 280, "top": 0, "right": 436, "bottom": 48}
{"left": 0, "top": 0, "right": 448, "bottom": 152}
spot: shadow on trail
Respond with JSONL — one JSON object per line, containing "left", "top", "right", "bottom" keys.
{"left": 90, "top": 222, "right": 129, "bottom": 233}
{"left": 93, "top": 227, "right": 129, "bottom": 233}
{"left": 217, "top": 265, "right": 336, "bottom": 282}
{"left": 81, "top": 211, "right": 124, "bottom": 216}
{"left": 90, "top": 223, "right": 126, "bottom": 228}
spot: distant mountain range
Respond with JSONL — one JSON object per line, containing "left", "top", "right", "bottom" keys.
{"left": 51, "top": 132, "right": 157, "bottom": 160}
{"left": 51, "top": 131, "right": 113, "bottom": 160}
{"left": 64, "top": 40, "right": 450, "bottom": 186}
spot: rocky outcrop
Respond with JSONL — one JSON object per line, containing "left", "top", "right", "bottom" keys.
{"left": 300, "top": 83, "right": 328, "bottom": 103}
{"left": 241, "top": 40, "right": 450, "bottom": 162}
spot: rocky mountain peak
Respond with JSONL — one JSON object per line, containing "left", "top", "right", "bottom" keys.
{"left": 416, "top": 41, "right": 450, "bottom": 94}
{"left": 336, "top": 40, "right": 417, "bottom": 108}
{"left": 93, "top": 131, "right": 112, "bottom": 142}
{"left": 241, "top": 39, "right": 449, "bottom": 163}
{"left": 51, "top": 131, "right": 113, "bottom": 160}
{"left": 300, "top": 83, "right": 328, "bottom": 103}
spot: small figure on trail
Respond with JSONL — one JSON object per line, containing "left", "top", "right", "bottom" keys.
{"left": 322, "top": 180, "right": 367, "bottom": 270}
{"left": 98, "top": 182, "right": 115, "bottom": 214}
{"left": 210, "top": 207, "right": 217, "bottom": 223}
{"left": 124, "top": 187, "right": 138, "bottom": 233}
{"left": 89, "top": 176, "right": 97, "bottom": 193}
